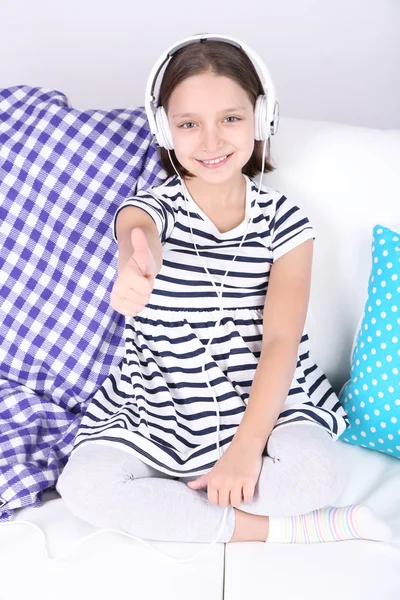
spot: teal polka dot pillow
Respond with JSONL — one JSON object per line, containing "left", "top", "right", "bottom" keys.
{"left": 339, "top": 224, "right": 400, "bottom": 458}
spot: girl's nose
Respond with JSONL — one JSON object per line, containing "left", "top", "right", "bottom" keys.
{"left": 201, "top": 127, "right": 223, "bottom": 154}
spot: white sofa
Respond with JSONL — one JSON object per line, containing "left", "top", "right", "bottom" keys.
{"left": 1, "top": 115, "right": 399, "bottom": 600}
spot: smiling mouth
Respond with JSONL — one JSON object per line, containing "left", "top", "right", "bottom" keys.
{"left": 196, "top": 153, "right": 233, "bottom": 166}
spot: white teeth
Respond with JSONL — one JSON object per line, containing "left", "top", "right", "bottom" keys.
{"left": 201, "top": 155, "right": 228, "bottom": 165}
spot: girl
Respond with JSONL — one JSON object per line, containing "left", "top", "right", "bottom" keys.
{"left": 56, "top": 34, "right": 392, "bottom": 548}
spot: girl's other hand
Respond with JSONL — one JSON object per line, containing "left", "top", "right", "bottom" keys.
{"left": 187, "top": 442, "right": 263, "bottom": 508}
{"left": 110, "top": 228, "right": 157, "bottom": 316}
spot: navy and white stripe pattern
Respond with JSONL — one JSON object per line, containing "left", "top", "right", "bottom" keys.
{"left": 72, "top": 175, "right": 350, "bottom": 476}
{"left": 0, "top": 86, "right": 167, "bottom": 521}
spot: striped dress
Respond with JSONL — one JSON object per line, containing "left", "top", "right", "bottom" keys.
{"left": 72, "top": 174, "right": 349, "bottom": 476}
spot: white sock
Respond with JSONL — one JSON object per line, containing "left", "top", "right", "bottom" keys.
{"left": 266, "top": 504, "right": 393, "bottom": 544}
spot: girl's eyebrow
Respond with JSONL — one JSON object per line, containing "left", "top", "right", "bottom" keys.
{"left": 171, "top": 106, "right": 247, "bottom": 120}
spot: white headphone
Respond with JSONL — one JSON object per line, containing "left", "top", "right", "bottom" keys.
{"left": 144, "top": 32, "right": 279, "bottom": 150}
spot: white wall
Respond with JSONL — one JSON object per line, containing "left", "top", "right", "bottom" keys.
{"left": 1, "top": 0, "right": 399, "bottom": 129}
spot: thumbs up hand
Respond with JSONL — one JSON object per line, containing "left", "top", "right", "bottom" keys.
{"left": 128, "top": 227, "right": 158, "bottom": 279}
{"left": 110, "top": 228, "right": 158, "bottom": 317}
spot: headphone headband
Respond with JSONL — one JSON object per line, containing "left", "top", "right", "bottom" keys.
{"left": 144, "top": 32, "right": 279, "bottom": 147}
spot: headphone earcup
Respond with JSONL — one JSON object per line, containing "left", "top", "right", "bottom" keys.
{"left": 155, "top": 106, "right": 174, "bottom": 150}
{"left": 254, "top": 95, "right": 269, "bottom": 142}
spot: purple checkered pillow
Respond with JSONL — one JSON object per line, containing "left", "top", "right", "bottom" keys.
{"left": 0, "top": 85, "right": 167, "bottom": 520}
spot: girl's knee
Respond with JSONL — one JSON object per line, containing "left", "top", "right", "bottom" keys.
{"left": 56, "top": 443, "right": 150, "bottom": 525}
{"left": 56, "top": 445, "right": 111, "bottom": 510}
{"left": 263, "top": 424, "right": 348, "bottom": 514}
{"left": 306, "top": 445, "right": 348, "bottom": 509}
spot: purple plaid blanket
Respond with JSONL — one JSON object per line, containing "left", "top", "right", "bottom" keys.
{"left": 0, "top": 86, "right": 167, "bottom": 521}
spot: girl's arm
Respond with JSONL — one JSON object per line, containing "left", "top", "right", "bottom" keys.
{"left": 231, "top": 238, "right": 314, "bottom": 454}
{"left": 115, "top": 206, "right": 163, "bottom": 274}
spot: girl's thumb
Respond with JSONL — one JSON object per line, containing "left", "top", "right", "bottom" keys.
{"left": 187, "top": 477, "right": 205, "bottom": 489}
{"left": 130, "top": 227, "right": 156, "bottom": 277}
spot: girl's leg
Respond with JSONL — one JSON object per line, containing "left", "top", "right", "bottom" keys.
{"left": 236, "top": 423, "right": 348, "bottom": 518}
{"left": 56, "top": 442, "right": 236, "bottom": 543}
{"left": 228, "top": 424, "right": 392, "bottom": 544}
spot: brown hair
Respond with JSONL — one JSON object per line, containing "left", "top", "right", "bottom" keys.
{"left": 156, "top": 40, "right": 276, "bottom": 179}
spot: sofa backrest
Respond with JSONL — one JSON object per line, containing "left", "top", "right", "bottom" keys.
{"left": 266, "top": 116, "right": 400, "bottom": 392}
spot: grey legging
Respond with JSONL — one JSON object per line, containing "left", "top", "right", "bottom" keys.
{"left": 56, "top": 423, "right": 348, "bottom": 543}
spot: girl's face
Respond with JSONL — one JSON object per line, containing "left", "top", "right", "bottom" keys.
{"left": 167, "top": 72, "right": 255, "bottom": 184}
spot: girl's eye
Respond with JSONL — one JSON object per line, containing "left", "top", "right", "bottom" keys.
{"left": 179, "top": 116, "right": 241, "bottom": 129}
